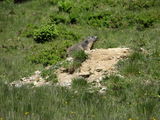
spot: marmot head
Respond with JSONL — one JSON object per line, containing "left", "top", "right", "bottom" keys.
{"left": 87, "top": 36, "right": 98, "bottom": 42}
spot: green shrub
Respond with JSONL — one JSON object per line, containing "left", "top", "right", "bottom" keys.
{"left": 69, "top": 11, "right": 79, "bottom": 24}
{"left": 135, "top": 13, "right": 155, "bottom": 30}
{"left": 30, "top": 41, "right": 73, "bottom": 66}
{"left": 124, "top": 0, "right": 156, "bottom": 10}
{"left": 49, "top": 0, "right": 59, "bottom": 5}
{"left": 87, "top": 12, "right": 108, "bottom": 27}
{"left": 87, "top": 12, "right": 124, "bottom": 28}
{"left": 58, "top": 0, "right": 73, "bottom": 13}
{"left": 24, "top": 24, "right": 38, "bottom": 38}
{"left": 77, "top": 0, "right": 96, "bottom": 12}
{"left": 33, "top": 25, "right": 58, "bottom": 43}
{"left": 30, "top": 51, "right": 62, "bottom": 66}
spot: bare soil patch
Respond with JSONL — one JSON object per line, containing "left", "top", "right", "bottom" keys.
{"left": 56, "top": 48, "right": 130, "bottom": 86}
{"left": 10, "top": 48, "right": 130, "bottom": 88}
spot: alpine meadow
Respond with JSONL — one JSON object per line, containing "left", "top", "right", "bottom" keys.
{"left": 0, "top": 0, "right": 160, "bottom": 120}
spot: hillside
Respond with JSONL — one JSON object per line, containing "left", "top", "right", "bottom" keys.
{"left": 0, "top": 0, "right": 160, "bottom": 120}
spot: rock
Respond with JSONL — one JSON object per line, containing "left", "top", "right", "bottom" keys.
{"left": 79, "top": 72, "right": 91, "bottom": 78}
{"left": 99, "top": 86, "right": 107, "bottom": 94}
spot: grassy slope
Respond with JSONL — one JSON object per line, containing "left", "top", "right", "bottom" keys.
{"left": 0, "top": 0, "right": 160, "bottom": 120}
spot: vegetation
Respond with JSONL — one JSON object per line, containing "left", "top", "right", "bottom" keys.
{"left": 72, "top": 77, "right": 88, "bottom": 89}
{"left": 41, "top": 68, "right": 58, "bottom": 83}
{"left": 63, "top": 50, "right": 88, "bottom": 73}
{"left": 33, "top": 24, "right": 58, "bottom": 43}
{"left": 0, "top": 0, "right": 160, "bottom": 120}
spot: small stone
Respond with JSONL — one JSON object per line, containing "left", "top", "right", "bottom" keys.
{"left": 99, "top": 87, "right": 107, "bottom": 94}
{"left": 66, "top": 57, "right": 73, "bottom": 62}
{"left": 35, "top": 70, "right": 41, "bottom": 75}
{"left": 96, "top": 69, "right": 102, "bottom": 72}
{"left": 79, "top": 72, "right": 91, "bottom": 78}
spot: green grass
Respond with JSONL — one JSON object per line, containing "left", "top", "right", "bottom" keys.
{"left": 0, "top": 0, "right": 160, "bottom": 120}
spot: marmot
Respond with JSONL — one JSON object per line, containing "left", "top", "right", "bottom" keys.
{"left": 67, "top": 36, "right": 98, "bottom": 56}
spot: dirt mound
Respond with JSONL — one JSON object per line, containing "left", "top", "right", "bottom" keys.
{"left": 56, "top": 48, "right": 130, "bottom": 87}
{"left": 9, "top": 48, "right": 130, "bottom": 88}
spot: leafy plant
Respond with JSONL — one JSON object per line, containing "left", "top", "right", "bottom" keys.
{"left": 124, "top": 0, "right": 156, "bottom": 10}
{"left": 58, "top": 0, "right": 73, "bottom": 13}
{"left": 87, "top": 12, "right": 124, "bottom": 28}
{"left": 69, "top": 11, "right": 79, "bottom": 24}
{"left": 135, "top": 13, "right": 155, "bottom": 30}
{"left": 30, "top": 51, "right": 62, "bottom": 66}
{"left": 33, "top": 25, "right": 58, "bottom": 43}
{"left": 23, "top": 24, "right": 38, "bottom": 38}
{"left": 30, "top": 41, "right": 73, "bottom": 66}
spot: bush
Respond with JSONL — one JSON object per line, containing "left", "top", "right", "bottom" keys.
{"left": 30, "top": 51, "right": 62, "bottom": 66}
{"left": 30, "top": 41, "right": 73, "bottom": 66}
{"left": 124, "top": 0, "right": 156, "bottom": 10}
{"left": 135, "top": 13, "right": 155, "bottom": 30}
{"left": 69, "top": 12, "right": 79, "bottom": 24}
{"left": 87, "top": 12, "right": 124, "bottom": 28}
{"left": 49, "top": 0, "right": 59, "bottom": 5}
{"left": 23, "top": 24, "right": 38, "bottom": 38}
{"left": 33, "top": 25, "right": 58, "bottom": 43}
{"left": 58, "top": 0, "right": 73, "bottom": 13}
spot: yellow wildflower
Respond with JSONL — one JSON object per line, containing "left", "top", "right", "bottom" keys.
{"left": 151, "top": 117, "right": 157, "bottom": 120}
{"left": 24, "top": 112, "right": 29, "bottom": 115}
{"left": 65, "top": 101, "right": 68, "bottom": 104}
{"left": 70, "top": 111, "right": 76, "bottom": 114}
{"left": 128, "top": 118, "right": 134, "bottom": 120}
